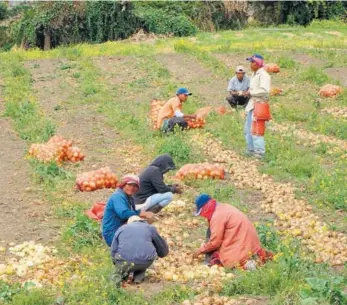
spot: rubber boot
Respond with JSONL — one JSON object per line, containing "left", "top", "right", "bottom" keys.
{"left": 134, "top": 271, "right": 146, "bottom": 284}
{"left": 147, "top": 204, "right": 163, "bottom": 214}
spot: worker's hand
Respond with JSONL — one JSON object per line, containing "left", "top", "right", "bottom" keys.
{"left": 192, "top": 249, "right": 202, "bottom": 259}
{"left": 173, "top": 184, "right": 183, "bottom": 194}
{"left": 140, "top": 211, "right": 154, "bottom": 220}
{"left": 242, "top": 90, "right": 248, "bottom": 96}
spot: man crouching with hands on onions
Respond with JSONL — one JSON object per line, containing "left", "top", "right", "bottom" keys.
{"left": 102, "top": 174, "right": 154, "bottom": 247}
{"left": 192, "top": 194, "right": 273, "bottom": 270}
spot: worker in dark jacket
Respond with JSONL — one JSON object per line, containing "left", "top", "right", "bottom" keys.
{"left": 111, "top": 215, "right": 169, "bottom": 285}
{"left": 133, "top": 154, "right": 183, "bottom": 213}
{"left": 102, "top": 174, "right": 154, "bottom": 247}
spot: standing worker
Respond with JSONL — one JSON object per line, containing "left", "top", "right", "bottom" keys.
{"left": 156, "top": 88, "right": 196, "bottom": 132}
{"left": 226, "top": 66, "right": 250, "bottom": 108}
{"left": 244, "top": 54, "right": 271, "bottom": 158}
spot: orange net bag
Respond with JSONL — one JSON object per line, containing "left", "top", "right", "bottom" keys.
{"left": 270, "top": 88, "right": 283, "bottom": 96}
{"left": 76, "top": 167, "right": 118, "bottom": 192}
{"left": 264, "top": 63, "right": 280, "bottom": 73}
{"left": 319, "top": 84, "right": 343, "bottom": 98}
{"left": 176, "top": 163, "right": 225, "bottom": 180}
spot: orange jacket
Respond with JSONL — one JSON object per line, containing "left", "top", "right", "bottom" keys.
{"left": 199, "top": 203, "right": 261, "bottom": 268}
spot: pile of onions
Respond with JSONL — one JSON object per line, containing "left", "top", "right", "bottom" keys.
{"left": 195, "top": 107, "right": 212, "bottom": 120}
{"left": 29, "top": 135, "right": 84, "bottom": 164}
{"left": 150, "top": 99, "right": 165, "bottom": 129}
{"left": 270, "top": 88, "right": 283, "bottom": 96}
{"left": 319, "top": 84, "right": 342, "bottom": 98}
{"left": 76, "top": 167, "right": 118, "bottom": 192}
{"left": 187, "top": 119, "right": 206, "bottom": 129}
{"left": 264, "top": 63, "right": 280, "bottom": 73}
{"left": 176, "top": 163, "right": 225, "bottom": 180}
{"left": 182, "top": 295, "right": 248, "bottom": 305}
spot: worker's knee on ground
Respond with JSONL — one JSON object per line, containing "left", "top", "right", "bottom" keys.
{"left": 160, "top": 192, "right": 173, "bottom": 207}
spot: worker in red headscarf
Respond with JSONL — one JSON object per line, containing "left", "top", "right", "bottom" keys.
{"left": 192, "top": 194, "right": 272, "bottom": 269}
{"left": 102, "top": 174, "right": 154, "bottom": 246}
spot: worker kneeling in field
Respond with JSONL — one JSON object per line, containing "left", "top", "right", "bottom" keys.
{"left": 192, "top": 194, "right": 272, "bottom": 270}
{"left": 226, "top": 65, "right": 250, "bottom": 108}
{"left": 134, "top": 154, "right": 183, "bottom": 213}
{"left": 102, "top": 175, "right": 154, "bottom": 247}
{"left": 111, "top": 215, "right": 169, "bottom": 285}
{"left": 156, "top": 88, "right": 196, "bottom": 132}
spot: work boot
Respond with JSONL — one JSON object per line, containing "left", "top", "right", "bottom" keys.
{"left": 134, "top": 271, "right": 146, "bottom": 284}
{"left": 147, "top": 204, "right": 163, "bottom": 214}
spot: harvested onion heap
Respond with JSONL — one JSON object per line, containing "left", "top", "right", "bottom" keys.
{"left": 187, "top": 119, "right": 206, "bottom": 129}
{"left": 264, "top": 63, "right": 280, "bottom": 73}
{"left": 147, "top": 202, "right": 233, "bottom": 292}
{"left": 76, "top": 167, "right": 118, "bottom": 192}
{"left": 321, "top": 107, "right": 347, "bottom": 119}
{"left": 191, "top": 133, "right": 347, "bottom": 266}
{"left": 0, "top": 241, "right": 55, "bottom": 278}
{"left": 150, "top": 99, "right": 165, "bottom": 130}
{"left": 270, "top": 87, "right": 283, "bottom": 96}
{"left": 319, "top": 84, "right": 342, "bottom": 98}
{"left": 29, "top": 135, "right": 84, "bottom": 164}
{"left": 176, "top": 163, "right": 225, "bottom": 180}
{"left": 270, "top": 122, "right": 347, "bottom": 154}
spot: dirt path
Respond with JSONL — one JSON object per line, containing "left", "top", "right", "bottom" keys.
{"left": 0, "top": 88, "right": 57, "bottom": 254}
{"left": 26, "top": 57, "right": 147, "bottom": 204}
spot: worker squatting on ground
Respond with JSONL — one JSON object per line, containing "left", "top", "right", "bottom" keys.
{"left": 226, "top": 65, "right": 250, "bottom": 108}
{"left": 102, "top": 174, "right": 154, "bottom": 246}
{"left": 192, "top": 194, "right": 273, "bottom": 270}
{"left": 134, "top": 154, "right": 183, "bottom": 214}
{"left": 156, "top": 88, "right": 196, "bottom": 132}
{"left": 111, "top": 216, "right": 169, "bottom": 286}
{"left": 244, "top": 54, "right": 271, "bottom": 158}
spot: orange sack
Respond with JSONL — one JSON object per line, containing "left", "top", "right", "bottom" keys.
{"left": 319, "top": 84, "right": 343, "bottom": 98}
{"left": 264, "top": 63, "right": 280, "bottom": 73}
{"left": 86, "top": 202, "right": 106, "bottom": 222}
{"left": 76, "top": 167, "right": 118, "bottom": 192}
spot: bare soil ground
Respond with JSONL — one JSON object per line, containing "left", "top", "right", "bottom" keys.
{"left": 293, "top": 53, "right": 327, "bottom": 67}
{"left": 155, "top": 53, "right": 227, "bottom": 105}
{"left": 325, "top": 67, "right": 347, "bottom": 86}
{"left": 0, "top": 91, "right": 57, "bottom": 254}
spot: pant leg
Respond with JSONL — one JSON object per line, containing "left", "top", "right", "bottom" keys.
{"left": 244, "top": 110, "right": 254, "bottom": 152}
{"left": 145, "top": 192, "right": 174, "bottom": 210}
{"left": 204, "top": 228, "right": 212, "bottom": 264}
{"left": 251, "top": 113, "right": 265, "bottom": 155}
{"left": 237, "top": 96, "right": 250, "bottom": 107}
{"left": 226, "top": 95, "right": 237, "bottom": 108}
{"left": 129, "top": 261, "right": 153, "bottom": 283}
{"left": 167, "top": 117, "right": 188, "bottom": 132}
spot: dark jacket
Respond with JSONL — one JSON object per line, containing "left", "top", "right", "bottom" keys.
{"left": 133, "top": 154, "right": 176, "bottom": 205}
{"left": 111, "top": 221, "right": 169, "bottom": 264}
{"left": 102, "top": 188, "right": 141, "bottom": 247}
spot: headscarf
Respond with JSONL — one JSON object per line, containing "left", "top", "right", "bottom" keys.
{"left": 118, "top": 174, "right": 140, "bottom": 189}
{"left": 200, "top": 199, "right": 217, "bottom": 222}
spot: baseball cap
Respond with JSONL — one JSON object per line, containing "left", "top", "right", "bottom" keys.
{"left": 246, "top": 54, "right": 264, "bottom": 67}
{"left": 235, "top": 65, "right": 246, "bottom": 73}
{"left": 176, "top": 88, "right": 192, "bottom": 96}
{"left": 194, "top": 193, "right": 211, "bottom": 216}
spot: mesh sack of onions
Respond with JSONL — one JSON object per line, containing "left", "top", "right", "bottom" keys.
{"left": 176, "top": 163, "right": 225, "bottom": 180}
{"left": 319, "top": 84, "right": 343, "bottom": 98}
{"left": 76, "top": 167, "right": 118, "bottom": 192}
{"left": 187, "top": 119, "right": 206, "bottom": 129}
{"left": 264, "top": 63, "right": 280, "bottom": 73}
{"left": 195, "top": 106, "right": 212, "bottom": 120}
{"left": 150, "top": 99, "right": 166, "bottom": 129}
{"left": 29, "top": 135, "right": 84, "bottom": 164}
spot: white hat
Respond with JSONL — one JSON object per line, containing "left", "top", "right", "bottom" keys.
{"left": 128, "top": 215, "right": 142, "bottom": 224}
{"left": 235, "top": 65, "right": 246, "bottom": 73}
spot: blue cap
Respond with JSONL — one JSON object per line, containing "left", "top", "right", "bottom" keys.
{"left": 194, "top": 193, "right": 211, "bottom": 216}
{"left": 176, "top": 88, "right": 192, "bottom": 96}
{"left": 246, "top": 54, "right": 264, "bottom": 62}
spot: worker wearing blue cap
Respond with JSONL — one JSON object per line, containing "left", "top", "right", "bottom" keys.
{"left": 157, "top": 88, "right": 196, "bottom": 132}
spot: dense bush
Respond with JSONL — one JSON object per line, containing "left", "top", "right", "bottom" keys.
{"left": 0, "top": 2, "right": 7, "bottom": 20}
{"left": 135, "top": 6, "right": 197, "bottom": 36}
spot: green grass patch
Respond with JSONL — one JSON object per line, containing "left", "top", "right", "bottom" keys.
{"left": 300, "top": 66, "right": 330, "bottom": 86}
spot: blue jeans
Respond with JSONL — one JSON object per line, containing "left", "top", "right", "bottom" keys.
{"left": 137, "top": 192, "right": 174, "bottom": 210}
{"left": 244, "top": 110, "right": 265, "bottom": 155}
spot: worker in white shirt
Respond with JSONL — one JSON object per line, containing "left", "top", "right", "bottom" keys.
{"left": 244, "top": 54, "right": 271, "bottom": 158}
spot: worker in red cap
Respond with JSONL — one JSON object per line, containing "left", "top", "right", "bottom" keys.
{"left": 244, "top": 54, "right": 271, "bottom": 158}
{"left": 102, "top": 174, "right": 154, "bottom": 246}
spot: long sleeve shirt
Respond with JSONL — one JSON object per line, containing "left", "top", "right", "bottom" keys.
{"left": 227, "top": 75, "right": 250, "bottom": 92}
{"left": 245, "top": 67, "right": 271, "bottom": 112}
